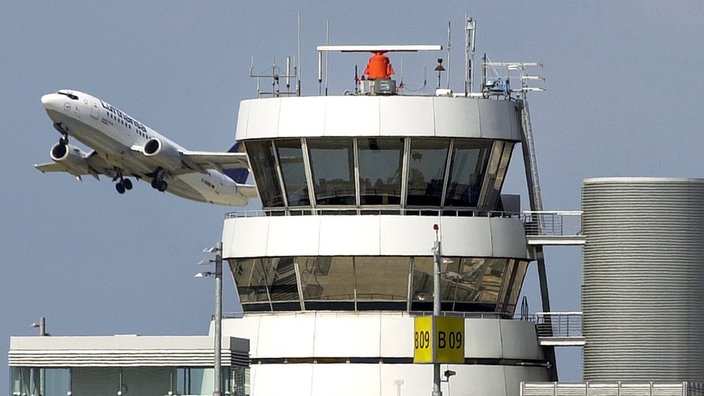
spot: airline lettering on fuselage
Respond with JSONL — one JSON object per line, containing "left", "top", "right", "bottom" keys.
{"left": 100, "top": 99, "right": 147, "bottom": 132}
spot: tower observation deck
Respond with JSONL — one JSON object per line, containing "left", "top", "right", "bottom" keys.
{"left": 220, "top": 37, "right": 551, "bottom": 396}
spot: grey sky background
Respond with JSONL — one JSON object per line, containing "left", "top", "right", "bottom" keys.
{"left": 3, "top": 1, "right": 704, "bottom": 391}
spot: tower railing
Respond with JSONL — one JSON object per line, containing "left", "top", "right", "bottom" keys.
{"left": 529, "top": 312, "right": 584, "bottom": 346}
{"left": 523, "top": 211, "right": 584, "bottom": 245}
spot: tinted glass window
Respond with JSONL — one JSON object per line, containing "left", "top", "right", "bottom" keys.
{"left": 445, "top": 140, "right": 492, "bottom": 207}
{"left": 246, "top": 141, "right": 284, "bottom": 207}
{"left": 308, "top": 139, "right": 355, "bottom": 205}
{"left": 276, "top": 139, "right": 309, "bottom": 206}
{"left": 407, "top": 138, "right": 449, "bottom": 206}
{"left": 358, "top": 137, "right": 404, "bottom": 205}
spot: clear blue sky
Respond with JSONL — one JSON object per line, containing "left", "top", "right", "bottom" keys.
{"left": 3, "top": 1, "right": 704, "bottom": 390}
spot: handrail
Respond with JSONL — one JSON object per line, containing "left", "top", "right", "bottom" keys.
{"left": 531, "top": 311, "right": 583, "bottom": 339}
{"left": 225, "top": 208, "right": 522, "bottom": 219}
{"left": 523, "top": 210, "right": 583, "bottom": 238}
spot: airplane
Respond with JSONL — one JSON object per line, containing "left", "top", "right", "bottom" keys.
{"left": 36, "top": 89, "right": 258, "bottom": 206}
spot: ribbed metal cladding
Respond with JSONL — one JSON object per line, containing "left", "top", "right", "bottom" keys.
{"left": 582, "top": 178, "right": 704, "bottom": 382}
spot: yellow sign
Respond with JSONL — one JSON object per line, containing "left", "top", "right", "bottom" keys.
{"left": 413, "top": 316, "right": 465, "bottom": 363}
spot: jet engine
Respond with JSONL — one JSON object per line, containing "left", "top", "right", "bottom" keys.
{"left": 143, "top": 138, "right": 183, "bottom": 169}
{"left": 50, "top": 143, "right": 91, "bottom": 176}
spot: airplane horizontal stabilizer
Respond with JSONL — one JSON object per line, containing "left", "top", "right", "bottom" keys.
{"left": 237, "top": 184, "right": 259, "bottom": 199}
{"left": 180, "top": 151, "right": 250, "bottom": 171}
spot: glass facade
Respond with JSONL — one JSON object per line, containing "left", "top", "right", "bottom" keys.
{"left": 245, "top": 137, "right": 510, "bottom": 213}
{"left": 9, "top": 366, "right": 249, "bottom": 396}
{"left": 230, "top": 256, "right": 528, "bottom": 315}
{"left": 10, "top": 367, "right": 70, "bottom": 396}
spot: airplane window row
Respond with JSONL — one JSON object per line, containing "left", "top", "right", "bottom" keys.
{"left": 107, "top": 112, "right": 151, "bottom": 140}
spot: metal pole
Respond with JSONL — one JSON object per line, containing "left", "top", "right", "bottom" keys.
{"left": 432, "top": 225, "right": 442, "bottom": 396}
{"left": 214, "top": 241, "right": 223, "bottom": 396}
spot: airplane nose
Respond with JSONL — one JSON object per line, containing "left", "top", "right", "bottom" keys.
{"left": 41, "top": 93, "right": 68, "bottom": 113}
{"left": 40, "top": 94, "right": 53, "bottom": 105}
{"left": 41, "top": 93, "right": 60, "bottom": 107}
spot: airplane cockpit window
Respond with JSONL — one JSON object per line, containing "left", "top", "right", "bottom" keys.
{"left": 58, "top": 91, "right": 79, "bottom": 100}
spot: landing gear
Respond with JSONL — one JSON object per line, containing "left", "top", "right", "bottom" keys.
{"left": 148, "top": 167, "right": 168, "bottom": 192}
{"left": 113, "top": 169, "right": 133, "bottom": 195}
{"left": 53, "top": 122, "right": 70, "bottom": 145}
{"left": 115, "top": 178, "right": 133, "bottom": 194}
{"left": 151, "top": 178, "right": 167, "bottom": 192}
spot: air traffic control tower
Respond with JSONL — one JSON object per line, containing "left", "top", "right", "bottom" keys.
{"left": 220, "top": 39, "right": 552, "bottom": 396}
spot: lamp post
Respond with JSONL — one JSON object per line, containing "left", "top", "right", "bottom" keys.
{"left": 431, "top": 224, "right": 442, "bottom": 396}
{"left": 31, "top": 317, "right": 47, "bottom": 336}
{"left": 197, "top": 242, "right": 223, "bottom": 396}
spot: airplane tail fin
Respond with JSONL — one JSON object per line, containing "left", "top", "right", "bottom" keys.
{"left": 224, "top": 141, "right": 250, "bottom": 184}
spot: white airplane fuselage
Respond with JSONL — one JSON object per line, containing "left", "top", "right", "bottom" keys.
{"left": 39, "top": 90, "right": 253, "bottom": 206}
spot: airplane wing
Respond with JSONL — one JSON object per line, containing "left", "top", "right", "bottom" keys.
{"left": 35, "top": 149, "right": 117, "bottom": 181}
{"left": 179, "top": 150, "right": 250, "bottom": 172}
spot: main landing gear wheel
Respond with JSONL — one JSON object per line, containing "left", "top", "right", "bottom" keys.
{"left": 115, "top": 178, "right": 133, "bottom": 194}
{"left": 151, "top": 179, "right": 167, "bottom": 192}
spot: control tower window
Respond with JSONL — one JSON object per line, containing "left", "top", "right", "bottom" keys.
{"left": 407, "top": 138, "right": 450, "bottom": 206}
{"left": 358, "top": 137, "right": 404, "bottom": 205}
{"left": 276, "top": 139, "right": 309, "bottom": 206}
{"left": 232, "top": 256, "right": 528, "bottom": 314}
{"left": 444, "top": 140, "right": 492, "bottom": 207}
{"left": 308, "top": 139, "right": 355, "bottom": 205}
{"left": 246, "top": 141, "right": 284, "bottom": 207}
{"left": 299, "top": 256, "right": 355, "bottom": 303}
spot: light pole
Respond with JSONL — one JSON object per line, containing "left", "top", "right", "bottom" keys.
{"left": 197, "top": 242, "right": 223, "bottom": 396}
{"left": 31, "top": 317, "right": 47, "bottom": 336}
{"left": 431, "top": 224, "right": 442, "bottom": 396}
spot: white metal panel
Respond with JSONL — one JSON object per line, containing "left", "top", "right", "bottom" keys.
{"left": 378, "top": 216, "right": 438, "bottom": 256}
{"left": 223, "top": 216, "right": 530, "bottom": 259}
{"left": 256, "top": 314, "right": 316, "bottom": 357}
{"left": 324, "top": 96, "right": 381, "bottom": 136}
{"left": 433, "top": 97, "right": 482, "bottom": 137}
{"left": 250, "top": 364, "right": 313, "bottom": 396}
{"left": 380, "top": 364, "right": 433, "bottom": 396}
{"left": 488, "top": 219, "right": 531, "bottom": 258}
{"left": 379, "top": 313, "right": 414, "bottom": 356}
{"left": 234, "top": 100, "right": 251, "bottom": 139}
{"left": 311, "top": 364, "right": 380, "bottom": 396}
{"left": 222, "top": 217, "right": 270, "bottom": 258}
{"left": 440, "top": 219, "right": 494, "bottom": 257}
{"left": 379, "top": 97, "right": 435, "bottom": 136}
{"left": 222, "top": 316, "right": 262, "bottom": 355}
{"left": 265, "top": 216, "right": 321, "bottom": 256}
{"left": 237, "top": 98, "right": 281, "bottom": 139}
{"left": 318, "top": 216, "right": 381, "bottom": 255}
{"left": 235, "top": 96, "right": 521, "bottom": 140}
{"left": 499, "top": 320, "right": 544, "bottom": 360}
{"left": 278, "top": 97, "right": 326, "bottom": 136}
{"left": 477, "top": 100, "right": 520, "bottom": 140}
{"left": 465, "top": 319, "right": 503, "bottom": 358}
{"left": 313, "top": 313, "right": 381, "bottom": 357}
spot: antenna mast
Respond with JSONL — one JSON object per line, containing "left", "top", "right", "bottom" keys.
{"left": 446, "top": 21, "right": 451, "bottom": 90}
{"left": 464, "top": 14, "right": 477, "bottom": 95}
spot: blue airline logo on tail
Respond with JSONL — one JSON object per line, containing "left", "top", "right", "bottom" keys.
{"left": 224, "top": 142, "right": 249, "bottom": 184}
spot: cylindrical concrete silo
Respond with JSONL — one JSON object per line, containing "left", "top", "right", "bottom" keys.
{"left": 582, "top": 177, "right": 704, "bottom": 382}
